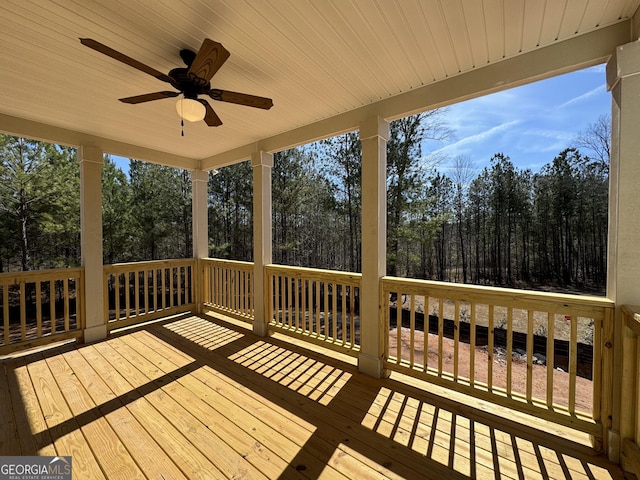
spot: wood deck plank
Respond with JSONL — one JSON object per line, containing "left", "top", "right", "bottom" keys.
{"left": 150, "top": 322, "right": 411, "bottom": 479}
{"left": 5, "top": 357, "right": 56, "bottom": 456}
{"left": 116, "top": 330, "right": 344, "bottom": 480}
{"left": 26, "top": 352, "right": 107, "bottom": 479}
{"left": 214, "top": 327, "right": 537, "bottom": 480}
{"left": 44, "top": 352, "right": 146, "bottom": 480}
{"left": 183, "top": 316, "right": 626, "bottom": 480}
{"left": 97, "top": 337, "right": 277, "bottom": 480}
{"left": 155, "top": 316, "right": 500, "bottom": 474}
{"left": 150, "top": 317, "right": 465, "bottom": 480}
{"left": 360, "top": 389, "right": 573, "bottom": 479}
{"left": 83, "top": 342, "right": 225, "bottom": 480}
{"left": 224, "top": 331, "right": 578, "bottom": 477}
{"left": 65, "top": 347, "right": 189, "bottom": 480}
{"left": 0, "top": 362, "right": 21, "bottom": 455}
{"left": 89, "top": 340, "right": 239, "bottom": 480}
{"left": 4, "top": 357, "right": 57, "bottom": 456}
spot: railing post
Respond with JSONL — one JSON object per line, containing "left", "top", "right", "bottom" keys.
{"left": 606, "top": 39, "right": 640, "bottom": 462}
{"left": 621, "top": 306, "right": 640, "bottom": 477}
{"left": 252, "top": 151, "right": 273, "bottom": 336}
{"left": 79, "top": 146, "right": 106, "bottom": 343}
{"left": 359, "top": 115, "right": 389, "bottom": 378}
{"left": 192, "top": 168, "right": 209, "bottom": 313}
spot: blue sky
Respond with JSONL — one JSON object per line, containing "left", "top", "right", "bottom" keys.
{"left": 425, "top": 64, "right": 609, "bottom": 175}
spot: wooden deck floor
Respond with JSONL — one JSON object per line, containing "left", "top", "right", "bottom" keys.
{"left": 0, "top": 313, "right": 629, "bottom": 480}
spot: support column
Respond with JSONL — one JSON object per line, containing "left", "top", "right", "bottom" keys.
{"left": 359, "top": 116, "right": 389, "bottom": 378}
{"left": 192, "top": 168, "right": 209, "bottom": 313}
{"left": 252, "top": 151, "right": 273, "bottom": 337}
{"left": 79, "top": 146, "right": 106, "bottom": 343}
{"left": 192, "top": 169, "right": 209, "bottom": 259}
{"left": 606, "top": 39, "right": 640, "bottom": 462}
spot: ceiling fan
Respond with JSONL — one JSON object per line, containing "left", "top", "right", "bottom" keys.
{"left": 80, "top": 37, "right": 273, "bottom": 127}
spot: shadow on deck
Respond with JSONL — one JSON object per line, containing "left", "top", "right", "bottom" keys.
{"left": 0, "top": 313, "right": 628, "bottom": 479}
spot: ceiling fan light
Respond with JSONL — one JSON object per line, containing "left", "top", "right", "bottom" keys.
{"left": 176, "top": 97, "right": 206, "bottom": 122}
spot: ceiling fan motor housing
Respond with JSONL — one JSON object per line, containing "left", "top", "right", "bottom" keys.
{"left": 169, "top": 68, "right": 210, "bottom": 99}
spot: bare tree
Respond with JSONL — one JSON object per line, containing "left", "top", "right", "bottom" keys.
{"left": 572, "top": 114, "right": 610, "bottom": 173}
{"left": 451, "top": 155, "right": 476, "bottom": 283}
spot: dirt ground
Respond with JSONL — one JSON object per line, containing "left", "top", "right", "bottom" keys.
{"left": 393, "top": 296, "right": 595, "bottom": 344}
{"left": 388, "top": 327, "right": 593, "bottom": 414}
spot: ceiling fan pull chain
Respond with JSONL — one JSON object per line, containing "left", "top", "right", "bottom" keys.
{"left": 180, "top": 97, "right": 185, "bottom": 136}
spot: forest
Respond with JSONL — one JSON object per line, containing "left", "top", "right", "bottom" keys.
{"left": 0, "top": 111, "right": 609, "bottom": 294}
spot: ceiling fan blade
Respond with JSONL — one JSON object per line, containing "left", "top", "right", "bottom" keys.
{"left": 198, "top": 99, "right": 223, "bottom": 126}
{"left": 187, "top": 39, "right": 230, "bottom": 84}
{"left": 80, "top": 38, "right": 176, "bottom": 86}
{"left": 209, "top": 89, "right": 273, "bottom": 110}
{"left": 119, "top": 91, "right": 179, "bottom": 104}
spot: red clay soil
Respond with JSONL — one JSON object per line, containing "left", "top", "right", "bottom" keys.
{"left": 388, "top": 327, "right": 593, "bottom": 414}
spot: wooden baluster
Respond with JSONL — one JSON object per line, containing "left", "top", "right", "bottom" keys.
{"left": 63, "top": 278, "right": 70, "bottom": 332}
{"left": 470, "top": 303, "right": 476, "bottom": 386}
{"left": 36, "top": 281, "right": 42, "bottom": 339}
{"left": 507, "top": 307, "right": 513, "bottom": 397}
{"left": 488, "top": 304, "right": 494, "bottom": 391}
{"left": 546, "top": 312, "right": 555, "bottom": 409}
{"left": 526, "top": 310, "right": 534, "bottom": 403}
{"left": 569, "top": 314, "right": 578, "bottom": 414}
{"left": 410, "top": 294, "right": 416, "bottom": 368}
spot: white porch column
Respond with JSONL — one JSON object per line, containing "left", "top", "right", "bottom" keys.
{"left": 359, "top": 116, "right": 389, "bottom": 378}
{"left": 79, "top": 146, "right": 106, "bottom": 343}
{"left": 606, "top": 40, "right": 640, "bottom": 462}
{"left": 192, "top": 168, "right": 209, "bottom": 313}
{"left": 192, "top": 169, "right": 209, "bottom": 259}
{"left": 252, "top": 151, "right": 273, "bottom": 337}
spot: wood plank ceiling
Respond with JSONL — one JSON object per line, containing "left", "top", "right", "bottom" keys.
{"left": 0, "top": 0, "right": 638, "bottom": 167}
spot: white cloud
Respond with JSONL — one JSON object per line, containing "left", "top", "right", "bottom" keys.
{"left": 427, "top": 120, "right": 521, "bottom": 158}
{"left": 558, "top": 85, "right": 605, "bottom": 109}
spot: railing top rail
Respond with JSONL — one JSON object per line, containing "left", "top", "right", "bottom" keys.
{"left": 265, "top": 264, "right": 362, "bottom": 282}
{"left": 0, "top": 267, "right": 84, "bottom": 284}
{"left": 622, "top": 304, "right": 640, "bottom": 335}
{"left": 201, "top": 258, "right": 254, "bottom": 268}
{"left": 104, "top": 259, "right": 197, "bottom": 272}
{"left": 381, "top": 276, "right": 614, "bottom": 310}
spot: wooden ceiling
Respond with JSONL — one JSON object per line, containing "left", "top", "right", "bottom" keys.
{"left": 0, "top": 0, "right": 638, "bottom": 169}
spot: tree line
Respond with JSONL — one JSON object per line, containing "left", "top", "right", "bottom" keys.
{"left": 0, "top": 112, "right": 609, "bottom": 294}
{"left": 210, "top": 112, "right": 610, "bottom": 294}
{"left": 0, "top": 136, "right": 193, "bottom": 270}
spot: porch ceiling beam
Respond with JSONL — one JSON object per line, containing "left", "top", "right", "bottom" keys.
{"left": 0, "top": 113, "right": 198, "bottom": 170}
{"left": 200, "top": 20, "right": 631, "bottom": 171}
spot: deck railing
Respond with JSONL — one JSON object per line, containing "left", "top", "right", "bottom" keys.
{"left": 0, "top": 268, "right": 84, "bottom": 354}
{"left": 103, "top": 259, "right": 196, "bottom": 331}
{"left": 200, "top": 258, "right": 254, "bottom": 322}
{"left": 2, "top": 258, "right": 621, "bottom": 454}
{"left": 381, "top": 276, "right": 614, "bottom": 449}
{"left": 265, "top": 264, "right": 361, "bottom": 356}
{"left": 621, "top": 305, "right": 640, "bottom": 477}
